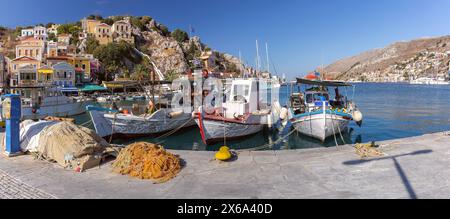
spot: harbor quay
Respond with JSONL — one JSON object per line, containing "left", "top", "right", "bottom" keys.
{"left": 1, "top": 131, "right": 449, "bottom": 199}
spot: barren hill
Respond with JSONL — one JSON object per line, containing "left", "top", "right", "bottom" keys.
{"left": 324, "top": 36, "right": 450, "bottom": 82}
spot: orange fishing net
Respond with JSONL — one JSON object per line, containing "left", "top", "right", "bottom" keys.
{"left": 112, "top": 142, "right": 181, "bottom": 183}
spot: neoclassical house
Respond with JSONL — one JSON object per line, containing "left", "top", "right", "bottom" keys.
{"left": 94, "top": 23, "right": 113, "bottom": 45}
{"left": 112, "top": 19, "right": 134, "bottom": 44}
{"left": 17, "top": 64, "right": 38, "bottom": 87}
{"left": 16, "top": 37, "right": 45, "bottom": 61}
{"left": 52, "top": 62, "right": 75, "bottom": 88}
{"left": 9, "top": 56, "right": 41, "bottom": 87}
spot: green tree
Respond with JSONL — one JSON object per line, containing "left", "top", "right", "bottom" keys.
{"left": 130, "top": 16, "right": 145, "bottom": 31}
{"left": 165, "top": 70, "right": 180, "bottom": 82}
{"left": 101, "top": 18, "right": 114, "bottom": 26}
{"left": 131, "top": 64, "right": 151, "bottom": 80}
{"left": 85, "top": 36, "right": 100, "bottom": 54}
{"left": 47, "top": 33, "right": 57, "bottom": 42}
{"left": 159, "top": 25, "right": 170, "bottom": 36}
{"left": 46, "top": 22, "right": 55, "bottom": 28}
{"left": 141, "top": 16, "right": 153, "bottom": 25}
{"left": 171, "top": 29, "right": 189, "bottom": 43}
{"left": 93, "top": 41, "right": 141, "bottom": 80}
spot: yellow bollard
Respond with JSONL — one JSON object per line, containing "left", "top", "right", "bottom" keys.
{"left": 215, "top": 146, "right": 232, "bottom": 161}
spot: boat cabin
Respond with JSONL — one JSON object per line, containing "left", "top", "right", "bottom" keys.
{"left": 223, "top": 79, "right": 259, "bottom": 118}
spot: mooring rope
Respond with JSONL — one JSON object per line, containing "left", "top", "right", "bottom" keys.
{"left": 156, "top": 117, "right": 195, "bottom": 139}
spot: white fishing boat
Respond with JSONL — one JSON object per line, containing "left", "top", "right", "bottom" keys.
{"left": 0, "top": 87, "right": 89, "bottom": 120}
{"left": 410, "top": 77, "right": 449, "bottom": 85}
{"left": 87, "top": 105, "right": 196, "bottom": 139}
{"left": 195, "top": 78, "right": 279, "bottom": 145}
{"left": 289, "top": 78, "right": 363, "bottom": 142}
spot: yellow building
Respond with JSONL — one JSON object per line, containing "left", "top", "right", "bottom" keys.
{"left": 37, "top": 65, "right": 54, "bottom": 86}
{"left": 67, "top": 55, "right": 91, "bottom": 79}
{"left": 94, "top": 23, "right": 113, "bottom": 45}
{"left": 82, "top": 18, "right": 101, "bottom": 34}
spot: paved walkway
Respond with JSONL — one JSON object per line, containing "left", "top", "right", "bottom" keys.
{"left": 0, "top": 131, "right": 450, "bottom": 199}
{"left": 0, "top": 169, "right": 55, "bottom": 199}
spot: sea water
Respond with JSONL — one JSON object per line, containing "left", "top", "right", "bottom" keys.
{"left": 75, "top": 83, "right": 450, "bottom": 151}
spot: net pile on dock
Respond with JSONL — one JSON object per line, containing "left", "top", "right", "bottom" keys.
{"left": 112, "top": 142, "right": 181, "bottom": 183}
{"left": 355, "top": 142, "right": 384, "bottom": 158}
{"left": 35, "top": 122, "right": 109, "bottom": 172}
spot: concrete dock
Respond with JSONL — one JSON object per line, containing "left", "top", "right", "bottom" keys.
{"left": 0, "top": 131, "right": 449, "bottom": 199}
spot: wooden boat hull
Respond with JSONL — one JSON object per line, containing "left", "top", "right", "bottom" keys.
{"left": 196, "top": 115, "right": 264, "bottom": 145}
{"left": 88, "top": 108, "right": 196, "bottom": 139}
{"left": 291, "top": 111, "right": 351, "bottom": 142}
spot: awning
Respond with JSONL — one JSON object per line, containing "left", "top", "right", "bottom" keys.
{"left": 80, "top": 84, "right": 108, "bottom": 92}
{"left": 103, "top": 82, "right": 124, "bottom": 89}
{"left": 296, "top": 78, "right": 352, "bottom": 87}
{"left": 38, "top": 69, "right": 54, "bottom": 74}
{"left": 61, "top": 87, "right": 79, "bottom": 92}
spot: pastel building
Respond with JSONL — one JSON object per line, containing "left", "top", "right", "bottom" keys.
{"left": 57, "top": 34, "right": 71, "bottom": 45}
{"left": 21, "top": 28, "right": 34, "bottom": 37}
{"left": 112, "top": 19, "right": 134, "bottom": 44}
{"left": 33, "top": 26, "right": 47, "bottom": 41}
{"left": 47, "top": 41, "right": 58, "bottom": 57}
{"left": 47, "top": 24, "right": 60, "bottom": 35}
{"left": 16, "top": 37, "right": 45, "bottom": 61}
{"left": 81, "top": 18, "right": 101, "bottom": 34}
{"left": 67, "top": 55, "right": 91, "bottom": 79}
{"left": 52, "top": 62, "right": 75, "bottom": 87}
{"left": 94, "top": 23, "right": 113, "bottom": 45}
{"left": 37, "top": 65, "right": 54, "bottom": 86}
{"left": 10, "top": 56, "right": 41, "bottom": 87}
{"left": 17, "top": 65, "right": 38, "bottom": 86}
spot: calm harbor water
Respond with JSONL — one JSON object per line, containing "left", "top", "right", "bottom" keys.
{"left": 75, "top": 83, "right": 450, "bottom": 151}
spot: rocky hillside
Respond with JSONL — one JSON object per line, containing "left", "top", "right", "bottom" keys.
{"left": 324, "top": 36, "right": 450, "bottom": 82}
{"left": 128, "top": 17, "right": 244, "bottom": 77}
{"left": 1, "top": 16, "right": 245, "bottom": 80}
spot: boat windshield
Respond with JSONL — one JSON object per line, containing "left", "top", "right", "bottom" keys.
{"left": 232, "top": 84, "right": 250, "bottom": 100}
{"left": 305, "top": 92, "right": 329, "bottom": 103}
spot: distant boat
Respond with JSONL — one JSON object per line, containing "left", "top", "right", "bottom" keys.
{"left": 288, "top": 78, "right": 363, "bottom": 142}
{"left": 410, "top": 77, "right": 449, "bottom": 85}
{"left": 0, "top": 87, "right": 89, "bottom": 121}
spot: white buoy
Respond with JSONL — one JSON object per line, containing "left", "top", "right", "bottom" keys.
{"left": 353, "top": 110, "right": 363, "bottom": 126}
{"left": 280, "top": 107, "right": 288, "bottom": 121}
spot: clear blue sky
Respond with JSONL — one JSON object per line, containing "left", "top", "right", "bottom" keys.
{"left": 1, "top": 0, "right": 450, "bottom": 79}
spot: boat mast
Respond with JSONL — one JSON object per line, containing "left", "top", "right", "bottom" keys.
{"left": 265, "top": 42, "right": 270, "bottom": 73}
{"left": 256, "top": 40, "right": 261, "bottom": 74}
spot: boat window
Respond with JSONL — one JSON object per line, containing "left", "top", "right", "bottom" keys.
{"left": 233, "top": 85, "right": 250, "bottom": 98}
{"left": 306, "top": 93, "right": 329, "bottom": 103}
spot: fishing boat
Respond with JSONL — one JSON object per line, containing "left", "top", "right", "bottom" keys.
{"left": 195, "top": 78, "right": 279, "bottom": 145}
{"left": 0, "top": 86, "right": 90, "bottom": 120}
{"left": 86, "top": 104, "right": 196, "bottom": 139}
{"left": 288, "top": 78, "right": 363, "bottom": 142}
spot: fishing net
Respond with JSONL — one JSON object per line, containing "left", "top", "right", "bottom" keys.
{"left": 355, "top": 142, "right": 384, "bottom": 158}
{"left": 112, "top": 142, "right": 181, "bottom": 183}
{"left": 36, "top": 122, "right": 109, "bottom": 171}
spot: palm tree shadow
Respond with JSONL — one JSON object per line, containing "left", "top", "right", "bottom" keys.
{"left": 343, "top": 149, "right": 433, "bottom": 199}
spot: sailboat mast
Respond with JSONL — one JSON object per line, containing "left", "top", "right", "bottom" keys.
{"left": 256, "top": 40, "right": 260, "bottom": 73}
{"left": 266, "top": 43, "right": 270, "bottom": 73}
